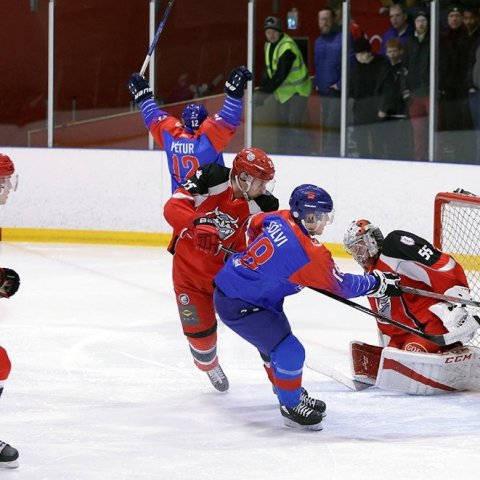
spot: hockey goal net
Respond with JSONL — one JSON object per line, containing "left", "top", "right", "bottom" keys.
{"left": 434, "top": 190, "right": 480, "bottom": 347}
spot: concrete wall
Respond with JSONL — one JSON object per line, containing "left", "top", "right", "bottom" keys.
{"left": 1, "top": 147, "right": 478, "bottom": 245}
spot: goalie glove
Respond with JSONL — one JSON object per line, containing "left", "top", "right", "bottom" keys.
{"left": 190, "top": 216, "right": 221, "bottom": 255}
{"left": 128, "top": 73, "right": 153, "bottom": 106}
{"left": 0, "top": 268, "right": 20, "bottom": 298}
{"left": 368, "top": 270, "right": 401, "bottom": 298}
{"left": 429, "top": 302, "right": 480, "bottom": 345}
{"left": 224, "top": 66, "right": 252, "bottom": 99}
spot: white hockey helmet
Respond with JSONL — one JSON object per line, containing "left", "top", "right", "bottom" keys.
{"left": 344, "top": 219, "right": 384, "bottom": 269}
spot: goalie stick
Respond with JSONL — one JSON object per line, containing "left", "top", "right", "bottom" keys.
{"left": 313, "top": 287, "right": 480, "bottom": 347}
{"left": 305, "top": 359, "right": 372, "bottom": 391}
{"left": 399, "top": 285, "right": 480, "bottom": 308}
{"left": 140, "top": 0, "right": 176, "bottom": 76}
{"left": 218, "top": 246, "right": 480, "bottom": 346}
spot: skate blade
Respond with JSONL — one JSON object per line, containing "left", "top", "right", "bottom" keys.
{"left": 0, "top": 459, "right": 19, "bottom": 469}
{"left": 283, "top": 418, "right": 323, "bottom": 431}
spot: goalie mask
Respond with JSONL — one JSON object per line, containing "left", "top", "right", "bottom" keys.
{"left": 181, "top": 103, "right": 208, "bottom": 132}
{"left": 231, "top": 147, "right": 275, "bottom": 199}
{"left": 289, "top": 184, "right": 334, "bottom": 236}
{"left": 344, "top": 219, "right": 384, "bottom": 270}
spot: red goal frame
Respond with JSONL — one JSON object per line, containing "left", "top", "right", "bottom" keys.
{"left": 433, "top": 191, "right": 480, "bottom": 250}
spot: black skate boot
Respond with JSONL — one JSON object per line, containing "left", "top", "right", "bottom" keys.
{"left": 300, "top": 388, "right": 327, "bottom": 417}
{"left": 279, "top": 403, "right": 323, "bottom": 430}
{"left": 0, "top": 441, "right": 19, "bottom": 469}
{"left": 206, "top": 365, "right": 229, "bottom": 392}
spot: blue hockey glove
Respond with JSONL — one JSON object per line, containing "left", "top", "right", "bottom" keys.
{"left": 128, "top": 73, "right": 153, "bottom": 106}
{"left": 224, "top": 66, "right": 252, "bottom": 98}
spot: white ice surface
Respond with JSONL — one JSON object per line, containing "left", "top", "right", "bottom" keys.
{"left": 1, "top": 242, "right": 479, "bottom": 480}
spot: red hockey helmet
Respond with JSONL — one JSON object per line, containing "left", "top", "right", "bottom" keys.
{"left": 0, "top": 153, "right": 15, "bottom": 176}
{"left": 231, "top": 147, "right": 275, "bottom": 181}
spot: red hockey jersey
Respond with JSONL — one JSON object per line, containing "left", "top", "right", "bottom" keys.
{"left": 368, "top": 230, "right": 469, "bottom": 340}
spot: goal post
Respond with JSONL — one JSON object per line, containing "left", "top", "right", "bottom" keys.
{"left": 434, "top": 190, "right": 480, "bottom": 347}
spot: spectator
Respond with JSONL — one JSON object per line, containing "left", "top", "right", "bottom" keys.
{"left": 169, "top": 73, "right": 193, "bottom": 103}
{"left": 349, "top": 38, "right": 387, "bottom": 159}
{"left": 438, "top": 3, "right": 473, "bottom": 162}
{"left": 326, "top": 0, "right": 365, "bottom": 42}
{"left": 380, "top": 3, "right": 415, "bottom": 55}
{"left": 403, "top": 10, "right": 430, "bottom": 161}
{"left": 313, "top": 7, "right": 343, "bottom": 156}
{"left": 375, "top": 38, "right": 412, "bottom": 159}
{"left": 472, "top": 40, "right": 480, "bottom": 163}
{"left": 464, "top": 5, "right": 480, "bottom": 163}
{"left": 256, "top": 16, "right": 312, "bottom": 154}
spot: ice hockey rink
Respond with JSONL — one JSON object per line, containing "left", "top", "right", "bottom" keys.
{"left": 1, "top": 241, "right": 480, "bottom": 480}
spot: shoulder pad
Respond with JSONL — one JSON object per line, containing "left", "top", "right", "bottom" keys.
{"left": 180, "top": 163, "right": 230, "bottom": 195}
{"left": 254, "top": 194, "right": 279, "bottom": 213}
{"left": 383, "top": 230, "right": 441, "bottom": 266}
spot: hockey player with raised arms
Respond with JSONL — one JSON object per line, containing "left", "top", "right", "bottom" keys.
{"left": 163, "top": 147, "right": 279, "bottom": 392}
{"left": 213, "top": 184, "right": 401, "bottom": 430}
{"left": 343, "top": 220, "right": 480, "bottom": 395}
{"left": 128, "top": 66, "right": 252, "bottom": 193}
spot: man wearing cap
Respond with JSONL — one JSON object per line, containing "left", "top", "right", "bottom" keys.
{"left": 256, "top": 16, "right": 312, "bottom": 153}
{"left": 349, "top": 38, "right": 386, "bottom": 159}
{"left": 403, "top": 9, "right": 431, "bottom": 161}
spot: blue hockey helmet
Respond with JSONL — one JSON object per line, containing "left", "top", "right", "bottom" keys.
{"left": 289, "top": 184, "right": 334, "bottom": 235}
{"left": 181, "top": 103, "right": 208, "bottom": 131}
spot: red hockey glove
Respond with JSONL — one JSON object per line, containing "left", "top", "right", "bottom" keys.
{"left": 191, "top": 217, "right": 221, "bottom": 255}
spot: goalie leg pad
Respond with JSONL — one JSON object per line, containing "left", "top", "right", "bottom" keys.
{"left": 350, "top": 341, "right": 383, "bottom": 385}
{"left": 375, "top": 346, "right": 480, "bottom": 395}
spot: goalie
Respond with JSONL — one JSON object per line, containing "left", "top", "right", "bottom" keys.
{"left": 343, "top": 219, "right": 480, "bottom": 395}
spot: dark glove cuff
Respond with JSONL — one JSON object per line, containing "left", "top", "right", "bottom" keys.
{"left": 193, "top": 216, "right": 216, "bottom": 227}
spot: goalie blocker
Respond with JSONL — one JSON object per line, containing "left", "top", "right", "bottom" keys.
{"left": 350, "top": 341, "right": 480, "bottom": 395}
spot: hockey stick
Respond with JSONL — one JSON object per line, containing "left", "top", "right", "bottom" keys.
{"left": 399, "top": 285, "right": 480, "bottom": 308}
{"left": 305, "top": 359, "right": 373, "bottom": 391}
{"left": 312, "top": 287, "right": 480, "bottom": 346}
{"left": 139, "top": 0, "right": 176, "bottom": 76}
{"left": 218, "top": 246, "right": 478, "bottom": 346}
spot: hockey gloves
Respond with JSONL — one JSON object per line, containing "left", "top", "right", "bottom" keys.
{"left": 0, "top": 268, "right": 20, "bottom": 298}
{"left": 429, "top": 302, "right": 480, "bottom": 344}
{"left": 369, "top": 270, "right": 401, "bottom": 298}
{"left": 128, "top": 73, "right": 153, "bottom": 106}
{"left": 191, "top": 217, "right": 221, "bottom": 255}
{"left": 224, "top": 66, "right": 253, "bottom": 99}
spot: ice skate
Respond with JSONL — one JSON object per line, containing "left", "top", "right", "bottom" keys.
{"left": 300, "top": 388, "right": 327, "bottom": 416}
{"left": 280, "top": 403, "right": 323, "bottom": 431}
{"left": 206, "top": 364, "right": 229, "bottom": 392}
{"left": 0, "top": 441, "right": 19, "bottom": 469}
{"left": 272, "top": 386, "right": 326, "bottom": 417}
